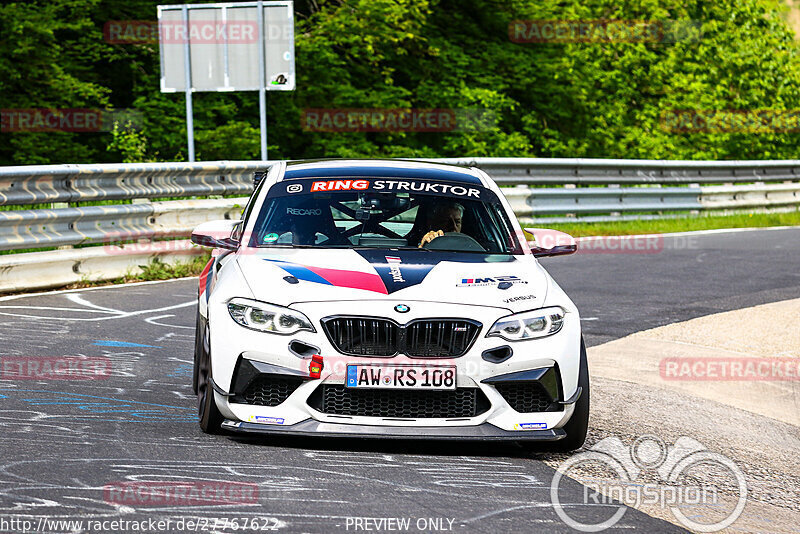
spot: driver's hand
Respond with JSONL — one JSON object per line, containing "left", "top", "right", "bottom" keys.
{"left": 419, "top": 230, "right": 444, "bottom": 248}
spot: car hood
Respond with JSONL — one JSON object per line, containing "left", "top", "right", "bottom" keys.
{"left": 236, "top": 248, "right": 548, "bottom": 310}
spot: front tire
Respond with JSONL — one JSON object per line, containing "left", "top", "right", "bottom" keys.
{"left": 519, "top": 336, "right": 590, "bottom": 453}
{"left": 551, "top": 337, "right": 590, "bottom": 451}
{"left": 197, "top": 323, "right": 223, "bottom": 434}
{"left": 192, "top": 309, "right": 202, "bottom": 395}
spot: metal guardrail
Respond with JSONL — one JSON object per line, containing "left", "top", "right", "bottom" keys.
{"left": 432, "top": 158, "right": 800, "bottom": 184}
{"left": 1, "top": 157, "right": 798, "bottom": 292}
{"left": 0, "top": 158, "right": 798, "bottom": 252}
{"left": 0, "top": 198, "right": 244, "bottom": 250}
{"left": 0, "top": 161, "right": 262, "bottom": 205}
{"left": 2, "top": 158, "right": 800, "bottom": 206}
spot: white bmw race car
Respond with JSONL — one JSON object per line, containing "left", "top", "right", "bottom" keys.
{"left": 191, "top": 159, "right": 589, "bottom": 450}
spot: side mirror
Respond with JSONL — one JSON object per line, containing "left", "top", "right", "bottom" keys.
{"left": 191, "top": 220, "right": 242, "bottom": 251}
{"left": 524, "top": 228, "right": 577, "bottom": 258}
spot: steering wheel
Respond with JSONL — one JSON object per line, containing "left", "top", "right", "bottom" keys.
{"left": 422, "top": 232, "right": 486, "bottom": 252}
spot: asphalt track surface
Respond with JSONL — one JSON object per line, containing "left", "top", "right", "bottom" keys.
{"left": 0, "top": 227, "right": 797, "bottom": 534}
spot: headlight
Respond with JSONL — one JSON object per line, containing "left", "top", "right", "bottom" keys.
{"left": 487, "top": 306, "right": 566, "bottom": 341}
{"left": 227, "top": 298, "right": 315, "bottom": 335}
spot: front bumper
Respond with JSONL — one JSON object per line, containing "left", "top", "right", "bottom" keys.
{"left": 209, "top": 299, "right": 583, "bottom": 435}
{"left": 222, "top": 418, "right": 566, "bottom": 441}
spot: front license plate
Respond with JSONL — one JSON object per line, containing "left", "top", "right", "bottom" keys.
{"left": 346, "top": 365, "right": 456, "bottom": 390}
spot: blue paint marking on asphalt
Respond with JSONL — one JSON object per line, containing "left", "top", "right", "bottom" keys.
{"left": 0, "top": 389, "right": 195, "bottom": 422}
{"left": 0, "top": 388, "right": 192, "bottom": 411}
{"left": 92, "top": 340, "right": 160, "bottom": 348}
{"left": 0, "top": 394, "right": 6, "bottom": 399}
{"left": 167, "top": 364, "right": 193, "bottom": 378}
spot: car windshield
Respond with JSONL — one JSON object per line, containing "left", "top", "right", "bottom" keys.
{"left": 249, "top": 176, "right": 522, "bottom": 254}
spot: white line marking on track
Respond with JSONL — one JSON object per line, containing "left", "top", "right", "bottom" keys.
{"left": 145, "top": 314, "right": 195, "bottom": 329}
{"left": 0, "top": 277, "right": 197, "bottom": 302}
{"left": 65, "top": 294, "right": 124, "bottom": 313}
{"left": 0, "top": 306, "right": 111, "bottom": 313}
{"left": 0, "top": 301, "right": 196, "bottom": 321}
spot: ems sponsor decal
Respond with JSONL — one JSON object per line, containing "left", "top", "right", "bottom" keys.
{"left": 514, "top": 422, "right": 548, "bottom": 430}
{"left": 503, "top": 294, "right": 536, "bottom": 304}
{"left": 308, "top": 178, "right": 481, "bottom": 197}
{"left": 286, "top": 183, "right": 303, "bottom": 193}
{"left": 249, "top": 415, "right": 285, "bottom": 425}
{"left": 457, "top": 275, "right": 527, "bottom": 287}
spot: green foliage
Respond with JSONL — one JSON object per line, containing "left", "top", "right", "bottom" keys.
{"left": 136, "top": 255, "right": 211, "bottom": 281}
{"left": 2, "top": 0, "right": 800, "bottom": 164}
{"left": 106, "top": 121, "right": 149, "bottom": 162}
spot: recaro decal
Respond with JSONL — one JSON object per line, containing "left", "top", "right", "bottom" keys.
{"left": 286, "top": 208, "right": 322, "bottom": 216}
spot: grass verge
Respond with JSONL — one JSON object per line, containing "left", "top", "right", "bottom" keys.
{"left": 532, "top": 210, "right": 800, "bottom": 237}
{"left": 63, "top": 254, "right": 211, "bottom": 290}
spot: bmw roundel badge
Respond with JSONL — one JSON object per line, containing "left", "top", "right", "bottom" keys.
{"left": 394, "top": 304, "right": 410, "bottom": 313}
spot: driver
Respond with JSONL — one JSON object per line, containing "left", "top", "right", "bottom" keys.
{"left": 418, "top": 201, "right": 464, "bottom": 248}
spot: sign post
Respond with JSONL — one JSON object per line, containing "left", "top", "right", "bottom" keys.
{"left": 158, "top": 1, "right": 295, "bottom": 161}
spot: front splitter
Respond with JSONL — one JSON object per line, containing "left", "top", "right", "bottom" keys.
{"left": 222, "top": 419, "right": 566, "bottom": 441}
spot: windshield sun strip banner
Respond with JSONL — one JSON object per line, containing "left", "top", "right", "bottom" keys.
{"left": 268, "top": 177, "right": 498, "bottom": 203}
{"left": 283, "top": 166, "right": 483, "bottom": 185}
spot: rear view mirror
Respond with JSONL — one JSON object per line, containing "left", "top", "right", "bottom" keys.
{"left": 191, "top": 220, "right": 242, "bottom": 251}
{"left": 524, "top": 228, "right": 577, "bottom": 258}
